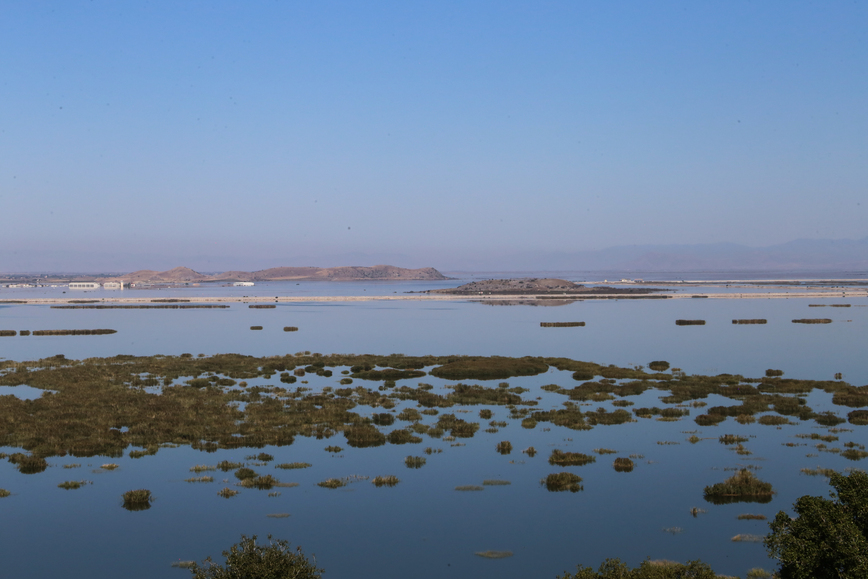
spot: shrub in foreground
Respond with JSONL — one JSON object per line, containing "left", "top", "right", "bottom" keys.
{"left": 188, "top": 534, "right": 321, "bottom": 579}
{"left": 765, "top": 471, "right": 868, "bottom": 579}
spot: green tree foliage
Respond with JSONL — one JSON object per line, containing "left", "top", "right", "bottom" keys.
{"left": 189, "top": 535, "right": 321, "bottom": 579}
{"left": 765, "top": 471, "right": 868, "bottom": 578}
{"left": 557, "top": 558, "right": 717, "bottom": 578}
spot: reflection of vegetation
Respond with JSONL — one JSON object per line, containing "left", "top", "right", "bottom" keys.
{"left": 474, "top": 550, "right": 513, "bottom": 558}
{"left": 703, "top": 469, "right": 774, "bottom": 504}
{"left": 217, "top": 488, "right": 239, "bottom": 498}
{"left": 317, "top": 478, "right": 346, "bottom": 489}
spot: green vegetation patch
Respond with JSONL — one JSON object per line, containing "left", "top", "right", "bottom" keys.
{"left": 548, "top": 450, "right": 595, "bottom": 467}
{"left": 543, "top": 472, "right": 583, "bottom": 492}
{"left": 430, "top": 356, "right": 548, "bottom": 380}
{"left": 703, "top": 469, "right": 774, "bottom": 504}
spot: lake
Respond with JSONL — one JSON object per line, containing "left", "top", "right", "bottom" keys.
{"left": 0, "top": 276, "right": 866, "bottom": 579}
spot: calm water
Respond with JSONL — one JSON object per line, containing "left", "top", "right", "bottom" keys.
{"left": 0, "top": 278, "right": 866, "bottom": 579}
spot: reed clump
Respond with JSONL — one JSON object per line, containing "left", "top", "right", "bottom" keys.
{"left": 275, "top": 462, "right": 311, "bottom": 470}
{"left": 217, "top": 487, "right": 239, "bottom": 498}
{"left": 317, "top": 478, "right": 346, "bottom": 489}
{"left": 122, "top": 489, "right": 153, "bottom": 510}
{"left": 32, "top": 329, "right": 117, "bottom": 336}
{"left": 613, "top": 457, "right": 634, "bottom": 472}
{"left": 719, "top": 435, "right": 748, "bottom": 445}
{"left": 0, "top": 489, "right": 10, "bottom": 498}
{"left": 405, "top": 456, "right": 426, "bottom": 468}
{"left": 703, "top": 469, "right": 774, "bottom": 504}
{"left": 792, "top": 318, "right": 832, "bottom": 324}
{"left": 372, "top": 475, "right": 400, "bottom": 487}
{"left": 185, "top": 476, "right": 214, "bottom": 483}
{"left": 240, "top": 475, "right": 279, "bottom": 489}
{"left": 250, "top": 326, "right": 263, "bottom": 331}
{"left": 543, "top": 472, "right": 583, "bottom": 492}
{"left": 283, "top": 327, "right": 299, "bottom": 332}
{"left": 58, "top": 480, "right": 87, "bottom": 489}
{"left": 675, "top": 320, "right": 705, "bottom": 326}
{"left": 540, "top": 322, "right": 585, "bottom": 327}
{"left": 733, "top": 319, "right": 767, "bottom": 324}
{"left": 548, "top": 450, "right": 595, "bottom": 466}
{"left": 495, "top": 441, "right": 512, "bottom": 455}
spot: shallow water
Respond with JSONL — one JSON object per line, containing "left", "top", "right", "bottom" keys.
{"left": 0, "top": 280, "right": 866, "bottom": 579}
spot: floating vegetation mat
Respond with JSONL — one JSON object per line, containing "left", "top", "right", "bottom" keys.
{"left": 733, "top": 319, "right": 767, "bottom": 324}
{"left": 30, "top": 329, "right": 117, "bottom": 336}
{"left": 455, "top": 485, "right": 484, "bottom": 491}
{"left": 792, "top": 318, "right": 832, "bottom": 324}
{"left": 266, "top": 513, "right": 291, "bottom": 518}
{"left": 540, "top": 322, "right": 584, "bottom": 327}
{"left": 0, "top": 489, "right": 10, "bottom": 498}
{"left": 675, "top": 319, "right": 705, "bottom": 326}
{"left": 482, "top": 480, "right": 511, "bottom": 486}
{"left": 249, "top": 305, "right": 276, "bottom": 309}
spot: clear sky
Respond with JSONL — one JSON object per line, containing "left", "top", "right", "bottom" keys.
{"left": 1, "top": 1, "right": 866, "bottom": 271}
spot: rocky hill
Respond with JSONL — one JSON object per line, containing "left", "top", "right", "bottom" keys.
{"left": 107, "top": 265, "right": 448, "bottom": 283}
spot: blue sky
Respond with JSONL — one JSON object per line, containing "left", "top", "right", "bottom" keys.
{"left": 1, "top": 1, "right": 866, "bottom": 271}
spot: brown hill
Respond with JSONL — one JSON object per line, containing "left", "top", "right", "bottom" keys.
{"left": 432, "top": 278, "right": 661, "bottom": 296}
{"left": 108, "top": 265, "right": 448, "bottom": 283}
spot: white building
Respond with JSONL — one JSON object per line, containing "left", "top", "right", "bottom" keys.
{"left": 69, "top": 282, "right": 101, "bottom": 290}
{"left": 102, "top": 281, "right": 124, "bottom": 290}
{"left": 233, "top": 281, "right": 255, "bottom": 287}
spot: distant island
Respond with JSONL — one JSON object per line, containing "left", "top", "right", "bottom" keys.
{"left": 427, "top": 278, "right": 662, "bottom": 296}
{"left": 101, "top": 265, "right": 449, "bottom": 284}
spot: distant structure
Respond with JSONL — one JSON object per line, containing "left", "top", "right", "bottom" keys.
{"left": 68, "top": 282, "right": 100, "bottom": 290}
{"left": 233, "top": 281, "right": 255, "bottom": 287}
{"left": 102, "top": 281, "right": 124, "bottom": 290}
